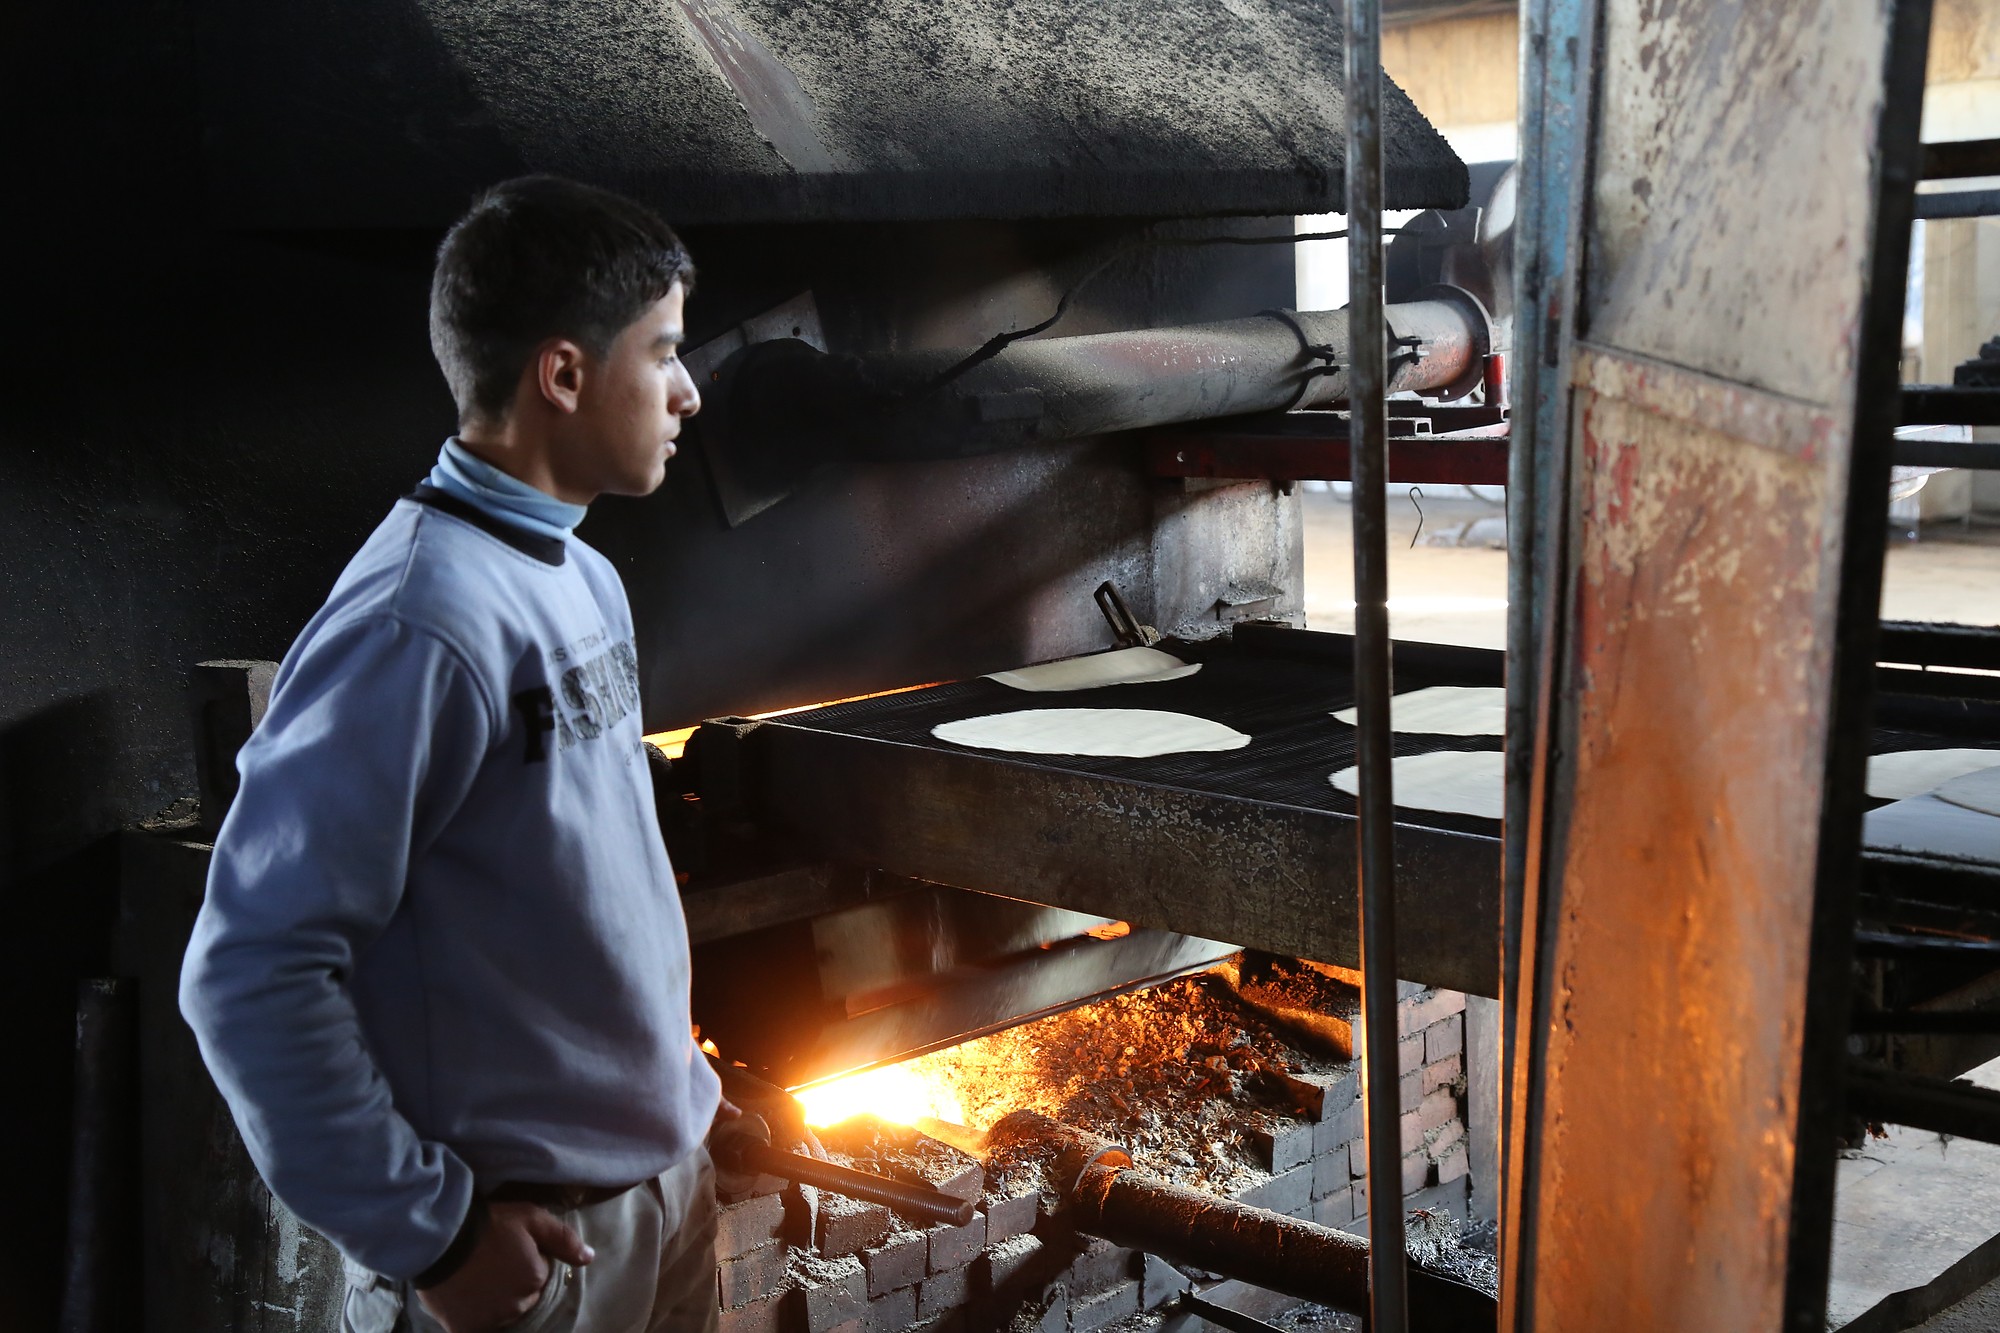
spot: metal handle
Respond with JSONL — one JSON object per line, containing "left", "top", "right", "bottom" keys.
{"left": 711, "top": 1115, "right": 976, "bottom": 1227}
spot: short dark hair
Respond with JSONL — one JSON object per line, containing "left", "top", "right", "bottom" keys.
{"left": 429, "top": 176, "right": 696, "bottom": 423}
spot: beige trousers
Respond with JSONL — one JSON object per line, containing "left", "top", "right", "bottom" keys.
{"left": 343, "top": 1150, "right": 718, "bottom": 1333}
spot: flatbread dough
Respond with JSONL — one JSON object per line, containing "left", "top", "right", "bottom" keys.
{"left": 1332, "top": 685, "right": 1505, "bottom": 737}
{"left": 1865, "top": 793, "right": 2000, "bottom": 862}
{"left": 1866, "top": 749, "right": 2000, "bottom": 801}
{"left": 1330, "top": 749, "right": 1505, "bottom": 820}
{"left": 987, "top": 646, "right": 1202, "bottom": 692}
{"left": 1937, "top": 765, "right": 2000, "bottom": 819}
{"left": 932, "top": 708, "right": 1250, "bottom": 758}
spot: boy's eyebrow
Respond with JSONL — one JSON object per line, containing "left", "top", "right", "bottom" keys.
{"left": 652, "top": 329, "right": 684, "bottom": 348}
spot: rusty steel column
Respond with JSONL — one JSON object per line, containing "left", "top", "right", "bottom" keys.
{"left": 1343, "top": 0, "right": 1408, "bottom": 1323}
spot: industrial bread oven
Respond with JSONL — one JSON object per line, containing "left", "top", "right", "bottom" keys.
{"left": 81, "top": 0, "right": 1537, "bottom": 1329}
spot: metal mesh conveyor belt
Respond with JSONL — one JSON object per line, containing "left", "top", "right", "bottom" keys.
{"left": 778, "top": 635, "right": 2000, "bottom": 839}
{"left": 786, "top": 638, "right": 1505, "bottom": 838}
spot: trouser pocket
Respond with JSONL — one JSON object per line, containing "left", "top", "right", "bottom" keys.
{"left": 502, "top": 1239, "right": 578, "bottom": 1333}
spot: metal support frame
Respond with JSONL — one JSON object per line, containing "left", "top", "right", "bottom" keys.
{"left": 1146, "top": 412, "right": 1510, "bottom": 486}
{"left": 1342, "top": 0, "right": 1408, "bottom": 1322}
{"left": 1501, "top": 0, "right": 1596, "bottom": 1317}
{"left": 1846, "top": 1062, "right": 2000, "bottom": 1144}
{"left": 1501, "top": 0, "right": 1930, "bottom": 1326}
{"left": 1783, "top": 1, "right": 1935, "bottom": 1324}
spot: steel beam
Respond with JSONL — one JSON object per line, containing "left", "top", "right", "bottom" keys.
{"left": 722, "top": 719, "right": 1503, "bottom": 998}
{"left": 1148, "top": 431, "right": 1510, "bottom": 485}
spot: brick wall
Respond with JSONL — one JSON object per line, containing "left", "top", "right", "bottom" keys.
{"left": 713, "top": 984, "right": 1474, "bottom": 1332}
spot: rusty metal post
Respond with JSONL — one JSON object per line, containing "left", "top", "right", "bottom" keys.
{"left": 1343, "top": 0, "right": 1407, "bottom": 1324}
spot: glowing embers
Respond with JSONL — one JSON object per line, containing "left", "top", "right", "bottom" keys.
{"left": 787, "top": 965, "right": 1362, "bottom": 1196}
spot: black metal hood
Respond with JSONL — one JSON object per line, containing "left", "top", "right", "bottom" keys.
{"left": 196, "top": 0, "right": 1469, "bottom": 226}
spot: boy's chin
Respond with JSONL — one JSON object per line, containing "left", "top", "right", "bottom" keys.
{"left": 606, "top": 461, "right": 669, "bottom": 498}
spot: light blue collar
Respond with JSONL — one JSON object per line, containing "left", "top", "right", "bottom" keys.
{"left": 426, "top": 439, "right": 588, "bottom": 542}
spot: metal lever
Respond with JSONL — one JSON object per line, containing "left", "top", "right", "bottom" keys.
{"left": 710, "top": 1114, "right": 976, "bottom": 1228}
{"left": 1094, "top": 581, "right": 1161, "bottom": 648}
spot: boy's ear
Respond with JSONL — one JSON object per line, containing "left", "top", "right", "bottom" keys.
{"left": 533, "top": 339, "right": 589, "bottom": 415}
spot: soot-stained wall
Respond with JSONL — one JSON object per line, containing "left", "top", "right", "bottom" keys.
{"left": 2, "top": 9, "right": 1298, "bottom": 1325}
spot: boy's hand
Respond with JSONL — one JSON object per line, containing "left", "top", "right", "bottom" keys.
{"left": 415, "top": 1202, "right": 593, "bottom": 1333}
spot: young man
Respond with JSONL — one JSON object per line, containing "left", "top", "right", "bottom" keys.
{"left": 181, "top": 176, "right": 726, "bottom": 1333}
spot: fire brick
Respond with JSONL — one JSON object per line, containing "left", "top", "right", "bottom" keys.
{"left": 798, "top": 1255, "right": 868, "bottom": 1333}
{"left": 860, "top": 1231, "right": 927, "bottom": 1298}
{"left": 817, "top": 1197, "right": 892, "bottom": 1259}
{"left": 1067, "top": 1238, "right": 1138, "bottom": 1295}
{"left": 1312, "top": 1145, "right": 1347, "bottom": 1200}
{"left": 1397, "top": 988, "right": 1467, "bottom": 1038}
{"left": 1422, "top": 1054, "right": 1463, "bottom": 1096}
{"left": 981, "top": 1233, "right": 1046, "bottom": 1295}
{"left": 1248, "top": 1118, "right": 1315, "bottom": 1174}
{"left": 1428, "top": 1117, "right": 1466, "bottom": 1160}
{"left": 1313, "top": 1186, "right": 1352, "bottom": 1230}
{"left": 985, "top": 1191, "right": 1040, "bottom": 1245}
{"left": 1279, "top": 1069, "right": 1358, "bottom": 1123}
{"left": 1398, "top": 1033, "right": 1425, "bottom": 1076}
{"left": 927, "top": 1211, "right": 987, "bottom": 1273}
{"left": 1348, "top": 1138, "right": 1367, "bottom": 1180}
{"left": 1425, "top": 1013, "right": 1464, "bottom": 1065}
{"left": 865, "top": 1286, "right": 916, "bottom": 1333}
{"left": 1069, "top": 1279, "right": 1141, "bottom": 1333}
{"left": 1234, "top": 1164, "right": 1312, "bottom": 1217}
{"left": 1400, "top": 1069, "right": 1423, "bottom": 1113}
{"left": 1436, "top": 1141, "right": 1471, "bottom": 1185}
{"left": 1402, "top": 1150, "right": 1432, "bottom": 1194}
{"left": 717, "top": 1192, "right": 788, "bottom": 1260}
{"left": 717, "top": 1290, "right": 787, "bottom": 1333}
{"left": 1418, "top": 1087, "right": 1457, "bottom": 1135}
{"left": 1140, "top": 1253, "right": 1190, "bottom": 1309}
{"left": 718, "top": 1241, "right": 787, "bottom": 1309}
{"left": 1313, "top": 1098, "right": 1363, "bottom": 1157}
{"left": 918, "top": 1265, "right": 971, "bottom": 1320}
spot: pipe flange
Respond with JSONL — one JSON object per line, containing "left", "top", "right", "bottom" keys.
{"left": 1407, "top": 283, "right": 1494, "bottom": 403}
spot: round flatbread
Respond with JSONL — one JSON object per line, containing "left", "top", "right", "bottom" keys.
{"left": 1332, "top": 685, "right": 1505, "bottom": 737}
{"left": 932, "top": 708, "right": 1250, "bottom": 758}
{"left": 1866, "top": 749, "right": 2000, "bottom": 801}
{"left": 986, "top": 646, "right": 1201, "bottom": 692}
{"left": 1936, "top": 765, "right": 2000, "bottom": 819}
{"left": 1330, "top": 749, "right": 1504, "bottom": 820}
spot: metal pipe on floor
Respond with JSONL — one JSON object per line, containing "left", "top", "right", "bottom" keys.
{"left": 989, "top": 1111, "right": 1496, "bottom": 1331}
{"left": 1342, "top": 0, "right": 1409, "bottom": 1323}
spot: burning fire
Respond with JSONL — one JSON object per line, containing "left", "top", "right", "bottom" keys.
{"left": 644, "top": 682, "right": 939, "bottom": 760}
{"left": 792, "top": 921, "right": 1138, "bottom": 1130}
{"left": 795, "top": 1061, "right": 968, "bottom": 1130}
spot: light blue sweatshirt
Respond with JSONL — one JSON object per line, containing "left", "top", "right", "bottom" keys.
{"left": 180, "top": 442, "right": 720, "bottom": 1280}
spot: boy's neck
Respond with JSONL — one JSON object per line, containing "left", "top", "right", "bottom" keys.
{"left": 456, "top": 424, "right": 593, "bottom": 505}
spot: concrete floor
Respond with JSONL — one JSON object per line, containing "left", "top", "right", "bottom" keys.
{"left": 1299, "top": 486, "right": 2000, "bottom": 646}
{"left": 1828, "top": 1055, "right": 2000, "bottom": 1330}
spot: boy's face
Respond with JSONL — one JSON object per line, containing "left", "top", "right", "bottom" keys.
{"left": 556, "top": 283, "right": 699, "bottom": 499}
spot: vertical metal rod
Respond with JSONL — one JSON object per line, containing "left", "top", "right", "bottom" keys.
{"left": 1343, "top": 0, "right": 1408, "bottom": 1326}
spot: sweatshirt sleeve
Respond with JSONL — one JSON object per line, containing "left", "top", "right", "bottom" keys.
{"left": 180, "top": 613, "right": 498, "bottom": 1280}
